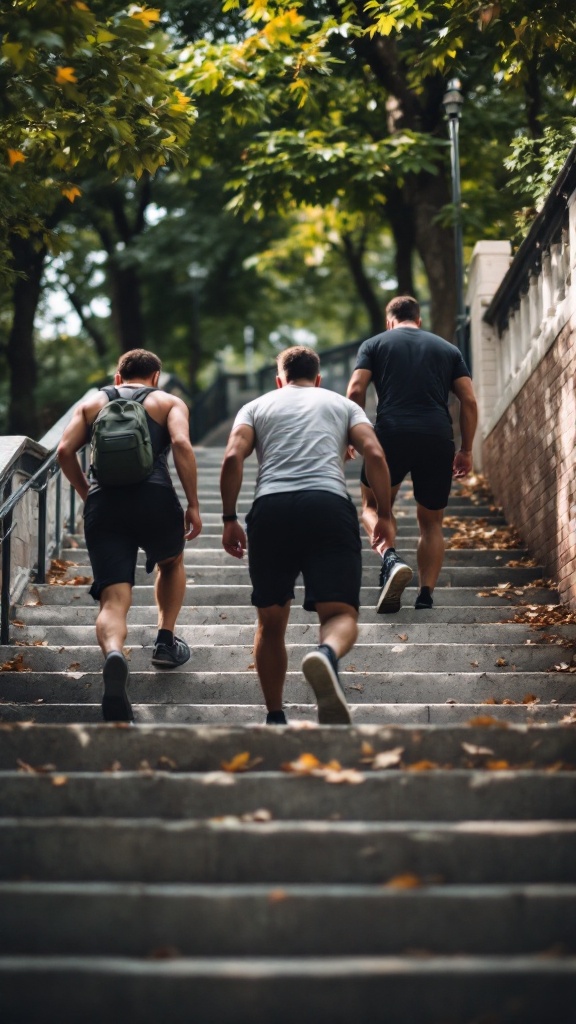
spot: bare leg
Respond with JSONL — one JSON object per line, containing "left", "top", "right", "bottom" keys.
{"left": 361, "top": 482, "right": 400, "bottom": 554}
{"left": 254, "top": 603, "right": 292, "bottom": 712}
{"left": 416, "top": 504, "right": 445, "bottom": 589}
{"left": 316, "top": 601, "right": 359, "bottom": 658}
{"left": 95, "top": 583, "right": 132, "bottom": 656}
{"left": 155, "top": 552, "right": 186, "bottom": 632}
{"left": 96, "top": 583, "right": 133, "bottom": 722}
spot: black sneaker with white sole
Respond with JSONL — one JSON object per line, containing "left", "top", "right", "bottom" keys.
{"left": 151, "top": 635, "right": 190, "bottom": 668}
{"left": 376, "top": 548, "right": 413, "bottom": 613}
{"left": 301, "top": 644, "right": 351, "bottom": 725}
{"left": 102, "top": 651, "right": 133, "bottom": 722}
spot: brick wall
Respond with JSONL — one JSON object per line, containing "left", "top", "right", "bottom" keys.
{"left": 483, "top": 321, "right": 576, "bottom": 608}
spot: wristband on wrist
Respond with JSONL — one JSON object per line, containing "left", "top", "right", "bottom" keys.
{"left": 222, "top": 513, "right": 238, "bottom": 522}
{"left": 459, "top": 449, "right": 472, "bottom": 454}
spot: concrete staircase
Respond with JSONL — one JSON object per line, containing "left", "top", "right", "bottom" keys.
{"left": 1, "top": 447, "right": 576, "bottom": 1022}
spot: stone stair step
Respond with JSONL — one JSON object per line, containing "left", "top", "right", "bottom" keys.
{"left": 24, "top": 583, "right": 559, "bottom": 606}
{"left": 0, "top": 642, "right": 567, "bottom": 671}
{"left": 3, "top": 770, "right": 575, "bottom": 820}
{"left": 2, "top": 881, "right": 575, "bottom": 957}
{"left": 15, "top": 604, "right": 557, "bottom": 625}
{"left": 1, "top": 954, "right": 575, "bottom": 1024}
{"left": 0, "top": 724, "right": 573, "bottom": 771}
{"left": 43, "top": 565, "right": 545, "bottom": 586}
{"left": 0, "top": 669, "right": 570, "bottom": 706}
{"left": 2, "top": 702, "right": 574, "bottom": 725}
{"left": 60, "top": 547, "right": 532, "bottom": 566}
{"left": 2, "top": 818, "right": 576, "bottom": 883}
{"left": 12, "top": 621, "right": 576, "bottom": 646}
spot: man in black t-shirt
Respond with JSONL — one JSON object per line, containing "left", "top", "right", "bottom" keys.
{"left": 347, "top": 295, "right": 478, "bottom": 612}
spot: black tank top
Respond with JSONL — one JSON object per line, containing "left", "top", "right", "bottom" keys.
{"left": 88, "top": 385, "right": 173, "bottom": 493}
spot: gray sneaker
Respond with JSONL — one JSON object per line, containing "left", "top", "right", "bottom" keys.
{"left": 376, "top": 548, "right": 413, "bottom": 613}
{"left": 301, "top": 644, "right": 351, "bottom": 725}
{"left": 151, "top": 635, "right": 190, "bottom": 669}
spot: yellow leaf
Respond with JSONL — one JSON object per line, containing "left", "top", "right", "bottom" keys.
{"left": 61, "top": 186, "right": 82, "bottom": 203}
{"left": 220, "top": 751, "right": 260, "bottom": 773}
{"left": 281, "top": 753, "right": 323, "bottom": 774}
{"left": 161, "top": 133, "right": 177, "bottom": 146}
{"left": 8, "top": 149, "right": 26, "bottom": 167}
{"left": 55, "top": 67, "right": 78, "bottom": 85}
{"left": 130, "top": 8, "right": 161, "bottom": 28}
{"left": 169, "top": 89, "right": 191, "bottom": 111}
{"left": 74, "top": 1, "right": 90, "bottom": 8}
{"left": 384, "top": 873, "right": 422, "bottom": 890}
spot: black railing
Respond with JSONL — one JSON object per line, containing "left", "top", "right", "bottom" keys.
{"left": 0, "top": 441, "right": 88, "bottom": 645}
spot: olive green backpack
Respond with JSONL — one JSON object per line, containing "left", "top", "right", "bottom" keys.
{"left": 90, "top": 386, "right": 155, "bottom": 486}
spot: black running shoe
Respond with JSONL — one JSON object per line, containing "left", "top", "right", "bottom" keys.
{"left": 301, "top": 644, "right": 351, "bottom": 725}
{"left": 415, "top": 587, "right": 434, "bottom": 610}
{"left": 266, "top": 709, "right": 287, "bottom": 725}
{"left": 102, "top": 651, "right": 133, "bottom": 722}
{"left": 376, "top": 548, "right": 413, "bottom": 613}
{"left": 152, "top": 635, "right": 190, "bottom": 668}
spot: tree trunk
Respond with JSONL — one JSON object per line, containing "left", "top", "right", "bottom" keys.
{"left": 341, "top": 234, "right": 385, "bottom": 335}
{"left": 409, "top": 170, "right": 457, "bottom": 342}
{"left": 386, "top": 189, "right": 416, "bottom": 296}
{"left": 7, "top": 234, "right": 45, "bottom": 438}
{"left": 108, "top": 261, "right": 145, "bottom": 352}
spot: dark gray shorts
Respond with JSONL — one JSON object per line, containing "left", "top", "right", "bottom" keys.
{"left": 245, "top": 490, "right": 362, "bottom": 611}
{"left": 361, "top": 431, "right": 455, "bottom": 510}
{"left": 83, "top": 483, "right": 185, "bottom": 600}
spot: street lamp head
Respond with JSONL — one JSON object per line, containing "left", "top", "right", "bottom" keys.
{"left": 442, "top": 78, "right": 464, "bottom": 119}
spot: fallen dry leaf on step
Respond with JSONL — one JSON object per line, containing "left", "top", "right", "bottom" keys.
{"left": 281, "top": 753, "right": 341, "bottom": 775}
{"left": 371, "top": 747, "right": 404, "bottom": 770}
{"left": 0, "top": 654, "right": 30, "bottom": 672}
{"left": 323, "top": 768, "right": 365, "bottom": 785}
{"left": 467, "top": 715, "right": 508, "bottom": 728}
{"left": 522, "top": 693, "right": 539, "bottom": 705}
{"left": 51, "top": 775, "right": 68, "bottom": 787}
{"left": 495, "top": 658, "right": 508, "bottom": 667}
{"left": 384, "top": 873, "right": 422, "bottom": 890}
{"left": 221, "top": 751, "right": 262, "bottom": 773}
{"left": 461, "top": 743, "right": 495, "bottom": 756}
{"left": 10, "top": 620, "right": 24, "bottom": 628}
{"left": 397, "top": 634, "right": 408, "bottom": 642}
{"left": 241, "top": 808, "right": 273, "bottom": 822}
{"left": 485, "top": 759, "right": 510, "bottom": 771}
{"left": 407, "top": 760, "right": 440, "bottom": 772}
{"left": 444, "top": 516, "right": 523, "bottom": 550}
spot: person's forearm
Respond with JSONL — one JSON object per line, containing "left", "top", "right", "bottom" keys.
{"left": 364, "top": 451, "right": 392, "bottom": 517}
{"left": 172, "top": 441, "right": 200, "bottom": 509}
{"left": 57, "top": 452, "right": 89, "bottom": 502}
{"left": 220, "top": 452, "right": 243, "bottom": 515}
{"left": 459, "top": 400, "right": 478, "bottom": 452}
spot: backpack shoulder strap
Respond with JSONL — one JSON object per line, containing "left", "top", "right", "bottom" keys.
{"left": 100, "top": 385, "right": 119, "bottom": 402}
{"left": 129, "top": 386, "right": 157, "bottom": 405}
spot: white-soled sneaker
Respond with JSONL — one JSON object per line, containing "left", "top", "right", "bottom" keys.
{"left": 302, "top": 644, "right": 351, "bottom": 725}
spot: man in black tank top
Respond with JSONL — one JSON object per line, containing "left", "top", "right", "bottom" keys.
{"left": 58, "top": 348, "right": 202, "bottom": 722}
{"left": 347, "top": 296, "right": 478, "bottom": 613}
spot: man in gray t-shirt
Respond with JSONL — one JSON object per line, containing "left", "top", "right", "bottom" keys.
{"left": 220, "top": 345, "right": 394, "bottom": 725}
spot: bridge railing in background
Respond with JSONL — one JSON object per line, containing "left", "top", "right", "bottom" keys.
{"left": 0, "top": 393, "right": 97, "bottom": 645}
{"left": 189, "top": 340, "right": 364, "bottom": 444}
{"left": 467, "top": 145, "right": 576, "bottom": 607}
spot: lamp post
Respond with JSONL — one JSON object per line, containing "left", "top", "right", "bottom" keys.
{"left": 442, "top": 78, "right": 470, "bottom": 368}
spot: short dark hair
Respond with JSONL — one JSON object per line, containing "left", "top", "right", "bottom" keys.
{"left": 386, "top": 295, "right": 420, "bottom": 323}
{"left": 277, "top": 346, "right": 320, "bottom": 382}
{"left": 117, "top": 349, "right": 162, "bottom": 380}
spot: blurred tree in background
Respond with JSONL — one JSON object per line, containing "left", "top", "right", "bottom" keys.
{"left": 1, "top": 0, "right": 574, "bottom": 437}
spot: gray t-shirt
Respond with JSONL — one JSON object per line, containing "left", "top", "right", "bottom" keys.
{"left": 233, "top": 384, "right": 371, "bottom": 500}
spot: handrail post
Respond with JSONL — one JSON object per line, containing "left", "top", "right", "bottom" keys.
{"left": 37, "top": 485, "right": 47, "bottom": 584}
{"left": 1, "top": 510, "right": 12, "bottom": 645}
{"left": 54, "top": 470, "right": 62, "bottom": 556}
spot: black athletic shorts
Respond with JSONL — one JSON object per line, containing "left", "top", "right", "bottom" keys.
{"left": 361, "top": 431, "right": 455, "bottom": 511}
{"left": 83, "top": 483, "right": 185, "bottom": 600}
{"left": 245, "top": 490, "right": 362, "bottom": 611}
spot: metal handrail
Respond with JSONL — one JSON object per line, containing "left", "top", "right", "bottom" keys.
{"left": 0, "top": 441, "right": 89, "bottom": 645}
